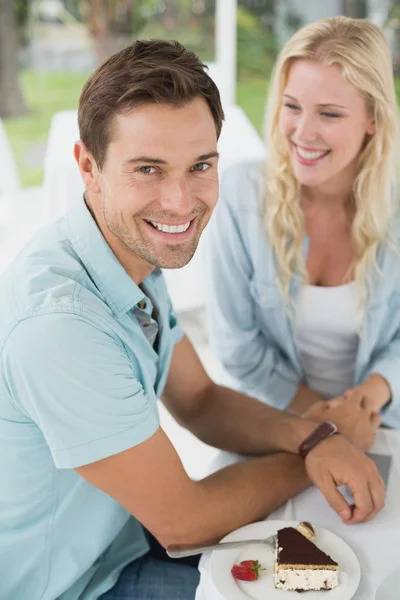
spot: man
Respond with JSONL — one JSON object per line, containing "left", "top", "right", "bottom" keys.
{"left": 0, "top": 40, "right": 383, "bottom": 600}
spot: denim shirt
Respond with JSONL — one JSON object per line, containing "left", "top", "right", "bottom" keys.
{"left": 205, "top": 161, "right": 400, "bottom": 428}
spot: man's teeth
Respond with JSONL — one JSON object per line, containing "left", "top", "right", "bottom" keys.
{"left": 150, "top": 221, "right": 191, "bottom": 233}
{"left": 296, "top": 146, "right": 328, "bottom": 160}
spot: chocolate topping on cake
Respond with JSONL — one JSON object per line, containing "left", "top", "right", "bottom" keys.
{"left": 277, "top": 527, "right": 338, "bottom": 567}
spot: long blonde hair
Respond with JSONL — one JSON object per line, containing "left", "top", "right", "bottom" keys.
{"left": 264, "top": 16, "right": 400, "bottom": 311}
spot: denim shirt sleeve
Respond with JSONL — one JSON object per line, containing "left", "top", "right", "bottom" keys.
{"left": 205, "top": 167, "right": 299, "bottom": 409}
{"left": 365, "top": 335, "right": 400, "bottom": 427}
{"left": 362, "top": 223, "right": 400, "bottom": 428}
{"left": 1, "top": 311, "right": 160, "bottom": 468}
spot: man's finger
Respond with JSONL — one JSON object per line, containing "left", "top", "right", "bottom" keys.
{"left": 361, "top": 478, "right": 385, "bottom": 522}
{"left": 318, "top": 475, "right": 353, "bottom": 521}
{"left": 345, "top": 479, "right": 374, "bottom": 523}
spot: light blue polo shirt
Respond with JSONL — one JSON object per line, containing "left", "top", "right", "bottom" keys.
{"left": 0, "top": 197, "right": 184, "bottom": 600}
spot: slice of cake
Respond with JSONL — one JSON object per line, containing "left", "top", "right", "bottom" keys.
{"left": 274, "top": 526, "right": 339, "bottom": 591}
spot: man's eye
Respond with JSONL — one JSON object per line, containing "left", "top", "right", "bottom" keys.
{"left": 139, "top": 166, "right": 156, "bottom": 174}
{"left": 191, "top": 163, "right": 209, "bottom": 172}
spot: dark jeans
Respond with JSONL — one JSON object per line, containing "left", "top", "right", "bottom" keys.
{"left": 98, "top": 531, "right": 201, "bottom": 600}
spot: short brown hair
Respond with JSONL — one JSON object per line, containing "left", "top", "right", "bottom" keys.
{"left": 78, "top": 39, "right": 224, "bottom": 169}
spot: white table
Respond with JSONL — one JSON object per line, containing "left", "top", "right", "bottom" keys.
{"left": 195, "top": 428, "right": 400, "bottom": 600}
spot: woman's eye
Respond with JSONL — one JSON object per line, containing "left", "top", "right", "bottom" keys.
{"left": 321, "top": 112, "right": 341, "bottom": 119}
{"left": 139, "top": 166, "right": 156, "bottom": 174}
{"left": 191, "top": 162, "right": 210, "bottom": 172}
{"left": 284, "top": 103, "right": 300, "bottom": 111}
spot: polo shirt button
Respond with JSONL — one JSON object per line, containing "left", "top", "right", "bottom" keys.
{"left": 138, "top": 300, "right": 147, "bottom": 310}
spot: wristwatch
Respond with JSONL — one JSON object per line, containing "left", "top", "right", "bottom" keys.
{"left": 298, "top": 421, "right": 338, "bottom": 459}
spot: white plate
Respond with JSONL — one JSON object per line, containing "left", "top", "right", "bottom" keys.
{"left": 210, "top": 520, "right": 360, "bottom": 600}
{"left": 374, "top": 567, "right": 400, "bottom": 600}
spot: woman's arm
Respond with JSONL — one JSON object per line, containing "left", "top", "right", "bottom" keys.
{"left": 287, "top": 382, "right": 324, "bottom": 415}
{"left": 360, "top": 331, "right": 400, "bottom": 427}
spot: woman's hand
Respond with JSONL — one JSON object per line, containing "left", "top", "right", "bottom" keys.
{"left": 303, "top": 390, "right": 380, "bottom": 451}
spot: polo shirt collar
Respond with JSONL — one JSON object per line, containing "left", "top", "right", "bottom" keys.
{"left": 65, "top": 196, "right": 159, "bottom": 317}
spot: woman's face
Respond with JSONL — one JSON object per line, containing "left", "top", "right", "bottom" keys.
{"left": 278, "top": 59, "right": 375, "bottom": 191}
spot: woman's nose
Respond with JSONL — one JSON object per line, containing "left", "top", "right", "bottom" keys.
{"left": 294, "top": 113, "right": 318, "bottom": 142}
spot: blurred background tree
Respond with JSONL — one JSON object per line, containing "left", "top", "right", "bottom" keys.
{"left": 0, "top": 0, "right": 27, "bottom": 117}
{"left": 342, "top": 0, "right": 367, "bottom": 18}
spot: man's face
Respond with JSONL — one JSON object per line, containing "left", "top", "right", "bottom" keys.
{"left": 91, "top": 98, "right": 219, "bottom": 272}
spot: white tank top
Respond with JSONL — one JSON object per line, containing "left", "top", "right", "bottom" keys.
{"left": 295, "top": 283, "right": 359, "bottom": 399}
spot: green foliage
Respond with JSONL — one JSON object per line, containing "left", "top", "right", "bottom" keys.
{"left": 13, "top": 0, "right": 30, "bottom": 44}
{"left": 237, "top": 76, "right": 269, "bottom": 134}
{"left": 131, "top": 1, "right": 215, "bottom": 61}
{"left": 236, "top": 5, "right": 276, "bottom": 77}
{"left": 3, "top": 71, "right": 87, "bottom": 187}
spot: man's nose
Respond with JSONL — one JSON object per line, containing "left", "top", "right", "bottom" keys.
{"left": 160, "top": 178, "right": 195, "bottom": 214}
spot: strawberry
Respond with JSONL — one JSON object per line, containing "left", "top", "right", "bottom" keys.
{"left": 231, "top": 559, "right": 265, "bottom": 581}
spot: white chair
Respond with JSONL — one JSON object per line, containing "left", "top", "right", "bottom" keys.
{"left": 0, "top": 119, "right": 20, "bottom": 198}
{"left": 0, "top": 119, "right": 21, "bottom": 225}
{"left": 42, "top": 110, "right": 84, "bottom": 226}
{"left": 0, "top": 120, "right": 47, "bottom": 275}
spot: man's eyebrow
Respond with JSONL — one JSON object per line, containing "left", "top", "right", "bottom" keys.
{"left": 123, "top": 151, "right": 220, "bottom": 166}
{"left": 282, "top": 94, "right": 348, "bottom": 109}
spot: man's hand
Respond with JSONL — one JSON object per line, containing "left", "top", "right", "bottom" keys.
{"left": 303, "top": 391, "right": 381, "bottom": 451}
{"left": 305, "top": 434, "right": 385, "bottom": 524}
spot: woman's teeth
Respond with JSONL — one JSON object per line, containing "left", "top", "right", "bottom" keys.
{"left": 296, "top": 146, "right": 329, "bottom": 161}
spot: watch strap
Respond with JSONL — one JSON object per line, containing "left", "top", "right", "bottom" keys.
{"left": 298, "top": 421, "right": 338, "bottom": 459}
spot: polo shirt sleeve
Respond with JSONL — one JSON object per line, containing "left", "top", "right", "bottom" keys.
{"left": 1, "top": 312, "right": 160, "bottom": 469}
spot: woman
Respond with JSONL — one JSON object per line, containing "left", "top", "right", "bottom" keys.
{"left": 206, "top": 16, "right": 400, "bottom": 430}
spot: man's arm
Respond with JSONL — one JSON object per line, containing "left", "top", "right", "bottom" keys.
{"left": 163, "top": 336, "right": 328, "bottom": 454}
{"left": 76, "top": 340, "right": 383, "bottom": 550}
{"left": 303, "top": 392, "right": 381, "bottom": 451}
{"left": 77, "top": 428, "right": 309, "bottom": 548}
{"left": 160, "top": 336, "right": 384, "bottom": 524}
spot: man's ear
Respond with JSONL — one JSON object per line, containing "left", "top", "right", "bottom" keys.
{"left": 74, "top": 141, "right": 101, "bottom": 194}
